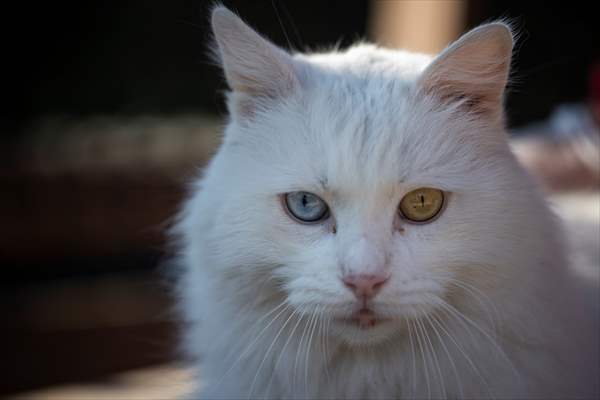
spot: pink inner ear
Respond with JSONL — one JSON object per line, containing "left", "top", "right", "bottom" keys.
{"left": 417, "top": 23, "right": 513, "bottom": 117}
{"left": 419, "top": 57, "right": 510, "bottom": 116}
{"left": 434, "top": 88, "right": 491, "bottom": 115}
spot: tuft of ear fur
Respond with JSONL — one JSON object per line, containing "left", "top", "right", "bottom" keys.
{"left": 210, "top": 6, "right": 300, "bottom": 117}
{"left": 418, "top": 22, "right": 514, "bottom": 120}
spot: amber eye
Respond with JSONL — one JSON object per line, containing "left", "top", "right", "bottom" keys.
{"left": 398, "top": 188, "right": 445, "bottom": 223}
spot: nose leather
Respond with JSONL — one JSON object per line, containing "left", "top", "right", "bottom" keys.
{"left": 342, "top": 273, "right": 389, "bottom": 299}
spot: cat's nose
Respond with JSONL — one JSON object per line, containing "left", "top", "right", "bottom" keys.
{"left": 342, "top": 273, "right": 389, "bottom": 300}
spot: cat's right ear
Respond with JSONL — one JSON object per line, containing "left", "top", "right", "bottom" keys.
{"left": 210, "top": 7, "right": 300, "bottom": 117}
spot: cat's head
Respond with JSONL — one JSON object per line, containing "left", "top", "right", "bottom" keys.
{"left": 191, "top": 7, "right": 539, "bottom": 346}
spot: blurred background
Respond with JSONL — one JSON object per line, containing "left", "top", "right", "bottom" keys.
{"left": 2, "top": 1, "right": 598, "bottom": 398}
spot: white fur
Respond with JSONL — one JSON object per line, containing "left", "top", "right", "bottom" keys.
{"left": 173, "top": 7, "right": 598, "bottom": 399}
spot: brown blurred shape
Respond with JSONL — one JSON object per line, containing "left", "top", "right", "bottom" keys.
{"left": 369, "top": 0, "right": 467, "bottom": 53}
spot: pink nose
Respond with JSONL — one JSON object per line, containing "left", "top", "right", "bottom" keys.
{"left": 342, "top": 273, "right": 389, "bottom": 299}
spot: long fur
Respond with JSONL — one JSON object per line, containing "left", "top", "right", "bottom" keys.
{"left": 172, "top": 7, "right": 599, "bottom": 399}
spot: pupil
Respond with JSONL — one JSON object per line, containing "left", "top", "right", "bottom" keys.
{"left": 420, "top": 195, "right": 425, "bottom": 207}
{"left": 302, "top": 194, "right": 308, "bottom": 207}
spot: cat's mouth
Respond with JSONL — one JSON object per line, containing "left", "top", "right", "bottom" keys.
{"left": 344, "top": 308, "right": 389, "bottom": 329}
{"left": 330, "top": 307, "right": 399, "bottom": 344}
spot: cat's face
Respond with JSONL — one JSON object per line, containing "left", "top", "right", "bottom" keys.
{"left": 200, "top": 9, "right": 520, "bottom": 346}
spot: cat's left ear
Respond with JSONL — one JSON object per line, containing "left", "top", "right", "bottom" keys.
{"left": 418, "top": 22, "right": 514, "bottom": 120}
{"left": 211, "top": 7, "right": 300, "bottom": 117}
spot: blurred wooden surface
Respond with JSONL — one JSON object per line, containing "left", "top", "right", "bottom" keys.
{"left": 1, "top": 115, "right": 220, "bottom": 396}
{"left": 2, "top": 114, "right": 221, "bottom": 265}
{"left": 9, "top": 365, "right": 193, "bottom": 400}
{"left": 1, "top": 273, "right": 178, "bottom": 395}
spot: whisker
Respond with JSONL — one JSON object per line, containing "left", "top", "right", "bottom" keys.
{"left": 416, "top": 314, "right": 445, "bottom": 399}
{"left": 247, "top": 303, "right": 295, "bottom": 399}
{"left": 423, "top": 311, "right": 464, "bottom": 399}
{"left": 209, "top": 300, "right": 288, "bottom": 394}
{"left": 304, "top": 306, "right": 320, "bottom": 397}
{"left": 404, "top": 316, "right": 418, "bottom": 398}
{"left": 411, "top": 318, "right": 431, "bottom": 400}
{"left": 265, "top": 307, "right": 304, "bottom": 398}
{"left": 419, "top": 313, "right": 446, "bottom": 398}
{"left": 436, "top": 298, "right": 521, "bottom": 381}
{"left": 293, "top": 307, "right": 312, "bottom": 393}
{"left": 443, "top": 277, "right": 501, "bottom": 334}
{"left": 318, "top": 306, "right": 331, "bottom": 383}
{"left": 325, "top": 311, "right": 333, "bottom": 383}
{"left": 429, "top": 310, "right": 494, "bottom": 399}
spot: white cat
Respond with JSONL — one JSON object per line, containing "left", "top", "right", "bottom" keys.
{"left": 173, "top": 7, "right": 599, "bottom": 399}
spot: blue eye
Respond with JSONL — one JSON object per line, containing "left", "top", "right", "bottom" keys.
{"left": 284, "top": 191, "right": 330, "bottom": 223}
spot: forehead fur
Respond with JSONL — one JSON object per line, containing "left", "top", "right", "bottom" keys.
{"left": 225, "top": 43, "right": 505, "bottom": 194}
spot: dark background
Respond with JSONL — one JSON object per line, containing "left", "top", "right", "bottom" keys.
{"left": 6, "top": 1, "right": 599, "bottom": 134}
{"left": 2, "top": 0, "right": 598, "bottom": 396}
